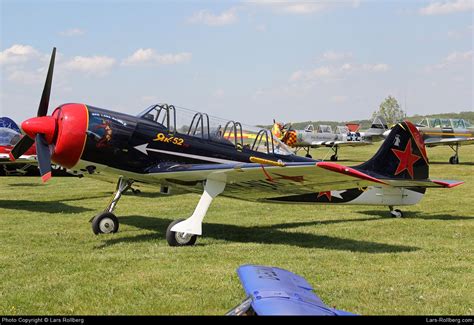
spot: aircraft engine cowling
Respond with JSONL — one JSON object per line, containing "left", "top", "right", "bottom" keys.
{"left": 50, "top": 104, "right": 89, "bottom": 168}
{"left": 21, "top": 103, "right": 89, "bottom": 170}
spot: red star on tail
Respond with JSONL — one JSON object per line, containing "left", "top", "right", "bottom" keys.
{"left": 391, "top": 139, "right": 421, "bottom": 179}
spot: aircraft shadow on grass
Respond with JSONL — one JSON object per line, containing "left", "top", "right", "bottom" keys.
{"left": 360, "top": 210, "right": 474, "bottom": 221}
{"left": 7, "top": 183, "right": 43, "bottom": 187}
{"left": 97, "top": 215, "right": 420, "bottom": 254}
{"left": 0, "top": 194, "right": 110, "bottom": 214}
{"left": 430, "top": 161, "right": 474, "bottom": 166}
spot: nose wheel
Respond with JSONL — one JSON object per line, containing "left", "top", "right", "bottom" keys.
{"left": 92, "top": 212, "right": 119, "bottom": 234}
{"left": 91, "top": 176, "right": 133, "bottom": 235}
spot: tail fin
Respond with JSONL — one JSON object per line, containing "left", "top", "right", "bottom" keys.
{"left": 364, "top": 115, "right": 388, "bottom": 137}
{"left": 357, "top": 121, "right": 429, "bottom": 180}
{"left": 370, "top": 115, "right": 388, "bottom": 130}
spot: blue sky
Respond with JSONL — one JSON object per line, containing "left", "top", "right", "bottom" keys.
{"left": 1, "top": 0, "right": 472, "bottom": 125}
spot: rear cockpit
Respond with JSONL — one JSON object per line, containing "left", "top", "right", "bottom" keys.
{"left": 137, "top": 104, "right": 294, "bottom": 156}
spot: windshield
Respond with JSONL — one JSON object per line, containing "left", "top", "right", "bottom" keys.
{"left": 137, "top": 104, "right": 294, "bottom": 156}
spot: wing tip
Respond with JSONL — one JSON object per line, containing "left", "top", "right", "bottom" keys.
{"left": 431, "top": 180, "right": 464, "bottom": 188}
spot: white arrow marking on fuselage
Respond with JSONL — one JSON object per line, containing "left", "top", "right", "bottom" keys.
{"left": 134, "top": 143, "right": 240, "bottom": 164}
{"left": 331, "top": 190, "right": 346, "bottom": 199}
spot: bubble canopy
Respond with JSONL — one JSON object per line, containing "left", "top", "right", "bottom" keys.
{"left": 137, "top": 104, "right": 294, "bottom": 156}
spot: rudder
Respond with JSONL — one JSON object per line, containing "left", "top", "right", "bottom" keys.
{"left": 356, "top": 121, "right": 429, "bottom": 180}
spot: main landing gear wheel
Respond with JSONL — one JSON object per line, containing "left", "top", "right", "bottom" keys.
{"left": 305, "top": 154, "right": 312, "bottom": 158}
{"left": 390, "top": 209, "right": 403, "bottom": 218}
{"left": 166, "top": 219, "right": 197, "bottom": 247}
{"left": 330, "top": 154, "right": 338, "bottom": 161}
{"left": 449, "top": 156, "right": 459, "bottom": 164}
{"left": 92, "top": 212, "right": 119, "bottom": 234}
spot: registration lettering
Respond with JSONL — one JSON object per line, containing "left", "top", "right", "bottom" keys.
{"left": 153, "top": 133, "right": 184, "bottom": 146}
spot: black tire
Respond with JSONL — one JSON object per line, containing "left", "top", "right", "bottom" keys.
{"left": 305, "top": 154, "right": 312, "bottom": 158}
{"left": 92, "top": 212, "right": 119, "bottom": 235}
{"left": 390, "top": 209, "right": 403, "bottom": 218}
{"left": 166, "top": 219, "right": 198, "bottom": 247}
{"left": 330, "top": 154, "right": 338, "bottom": 161}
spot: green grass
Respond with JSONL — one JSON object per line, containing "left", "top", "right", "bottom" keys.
{"left": 0, "top": 144, "right": 473, "bottom": 315}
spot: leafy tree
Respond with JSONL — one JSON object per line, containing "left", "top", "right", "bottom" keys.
{"left": 373, "top": 96, "right": 406, "bottom": 126}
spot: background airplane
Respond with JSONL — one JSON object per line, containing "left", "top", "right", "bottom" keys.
{"left": 0, "top": 117, "right": 37, "bottom": 175}
{"left": 9, "top": 48, "right": 463, "bottom": 247}
{"left": 383, "top": 117, "right": 474, "bottom": 164}
{"left": 271, "top": 116, "right": 388, "bottom": 160}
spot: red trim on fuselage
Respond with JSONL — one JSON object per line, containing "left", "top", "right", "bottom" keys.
{"left": 316, "top": 161, "right": 388, "bottom": 185}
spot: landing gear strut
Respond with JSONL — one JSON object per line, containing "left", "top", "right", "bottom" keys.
{"left": 91, "top": 176, "right": 134, "bottom": 234}
{"left": 389, "top": 206, "right": 403, "bottom": 218}
{"left": 305, "top": 147, "right": 312, "bottom": 159}
{"left": 448, "top": 144, "right": 459, "bottom": 164}
{"left": 330, "top": 146, "right": 338, "bottom": 161}
{"left": 166, "top": 178, "right": 226, "bottom": 246}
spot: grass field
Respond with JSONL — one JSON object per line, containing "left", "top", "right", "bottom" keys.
{"left": 0, "top": 144, "right": 473, "bottom": 315}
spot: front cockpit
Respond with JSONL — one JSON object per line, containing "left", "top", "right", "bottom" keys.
{"left": 136, "top": 104, "right": 294, "bottom": 156}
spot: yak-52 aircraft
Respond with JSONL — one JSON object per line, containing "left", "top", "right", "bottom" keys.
{"left": 384, "top": 117, "right": 474, "bottom": 164}
{"left": 9, "top": 48, "right": 463, "bottom": 246}
{"left": 271, "top": 116, "right": 387, "bottom": 160}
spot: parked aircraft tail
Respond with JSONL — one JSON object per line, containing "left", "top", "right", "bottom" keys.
{"left": 356, "top": 120, "right": 429, "bottom": 180}
{"left": 365, "top": 116, "right": 388, "bottom": 140}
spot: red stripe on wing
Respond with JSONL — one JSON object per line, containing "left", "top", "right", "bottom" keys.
{"left": 316, "top": 161, "right": 388, "bottom": 185}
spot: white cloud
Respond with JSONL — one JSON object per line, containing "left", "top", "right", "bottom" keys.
{"left": 331, "top": 95, "right": 348, "bottom": 103}
{"left": 419, "top": 0, "right": 474, "bottom": 15}
{"left": 189, "top": 8, "right": 238, "bottom": 26}
{"left": 141, "top": 95, "right": 159, "bottom": 103}
{"left": 248, "top": 0, "right": 360, "bottom": 15}
{"left": 290, "top": 62, "right": 389, "bottom": 82}
{"left": 0, "top": 44, "right": 40, "bottom": 65}
{"left": 122, "top": 49, "right": 192, "bottom": 66}
{"left": 212, "top": 88, "right": 225, "bottom": 98}
{"left": 322, "top": 51, "right": 353, "bottom": 61}
{"left": 6, "top": 68, "right": 44, "bottom": 85}
{"left": 59, "top": 28, "right": 85, "bottom": 37}
{"left": 428, "top": 50, "right": 474, "bottom": 70}
{"left": 256, "top": 24, "right": 267, "bottom": 32}
{"left": 361, "top": 63, "right": 389, "bottom": 72}
{"left": 64, "top": 55, "right": 116, "bottom": 76}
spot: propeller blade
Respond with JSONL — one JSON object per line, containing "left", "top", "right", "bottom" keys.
{"left": 35, "top": 134, "right": 52, "bottom": 182}
{"left": 9, "top": 136, "right": 34, "bottom": 161}
{"left": 37, "top": 47, "right": 56, "bottom": 117}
